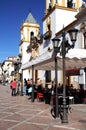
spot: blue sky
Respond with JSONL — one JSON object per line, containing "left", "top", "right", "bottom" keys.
{"left": 0, "top": 0, "right": 45, "bottom": 62}
{"left": 0, "top": 0, "right": 86, "bottom": 63}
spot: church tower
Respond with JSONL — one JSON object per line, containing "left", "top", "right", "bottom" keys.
{"left": 20, "top": 12, "right": 40, "bottom": 64}
{"left": 19, "top": 12, "right": 40, "bottom": 80}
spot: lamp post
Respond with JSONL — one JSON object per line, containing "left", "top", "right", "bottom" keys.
{"left": 52, "top": 27, "right": 78, "bottom": 122}
{"left": 31, "top": 65, "right": 34, "bottom": 102}
{"left": 14, "top": 59, "right": 22, "bottom": 95}
{"left": 21, "top": 69, "right": 23, "bottom": 96}
{"left": 52, "top": 37, "right": 60, "bottom": 118}
{"left": 60, "top": 28, "right": 78, "bottom": 123}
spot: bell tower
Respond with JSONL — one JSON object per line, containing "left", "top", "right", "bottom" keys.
{"left": 19, "top": 12, "right": 40, "bottom": 80}
{"left": 20, "top": 12, "right": 40, "bottom": 64}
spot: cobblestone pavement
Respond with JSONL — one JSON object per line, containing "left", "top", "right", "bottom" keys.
{"left": 0, "top": 84, "right": 86, "bottom": 130}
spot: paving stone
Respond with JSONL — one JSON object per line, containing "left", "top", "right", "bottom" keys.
{"left": 0, "top": 84, "right": 86, "bottom": 130}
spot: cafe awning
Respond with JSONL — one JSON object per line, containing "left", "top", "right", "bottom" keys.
{"left": 21, "top": 48, "right": 86, "bottom": 71}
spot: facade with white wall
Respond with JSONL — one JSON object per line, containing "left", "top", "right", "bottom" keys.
{"left": 41, "top": 0, "right": 85, "bottom": 88}
{"left": 21, "top": 0, "right": 86, "bottom": 89}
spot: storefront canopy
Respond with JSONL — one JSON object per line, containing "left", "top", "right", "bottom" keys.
{"left": 21, "top": 48, "right": 86, "bottom": 71}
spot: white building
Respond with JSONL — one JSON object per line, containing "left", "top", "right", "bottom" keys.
{"left": 1, "top": 56, "right": 21, "bottom": 83}
{"left": 20, "top": 0, "right": 86, "bottom": 89}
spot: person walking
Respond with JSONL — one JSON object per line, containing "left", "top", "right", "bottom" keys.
{"left": 23, "top": 78, "right": 27, "bottom": 96}
{"left": 11, "top": 79, "right": 17, "bottom": 96}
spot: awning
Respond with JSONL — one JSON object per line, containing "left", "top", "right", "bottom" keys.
{"left": 21, "top": 48, "right": 86, "bottom": 70}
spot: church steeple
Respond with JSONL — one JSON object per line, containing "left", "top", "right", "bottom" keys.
{"left": 20, "top": 12, "right": 40, "bottom": 43}
{"left": 20, "top": 12, "right": 40, "bottom": 64}
{"left": 25, "top": 12, "right": 38, "bottom": 24}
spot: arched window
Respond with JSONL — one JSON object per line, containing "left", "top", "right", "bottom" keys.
{"left": 30, "top": 31, "right": 34, "bottom": 40}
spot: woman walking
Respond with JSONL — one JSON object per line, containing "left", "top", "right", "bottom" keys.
{"left": 11, "top": 79, "right": 17, "bottom": 96}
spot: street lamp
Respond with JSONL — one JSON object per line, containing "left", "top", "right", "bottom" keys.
{"left": 31, "top": 65, "right": 34, "bottom": 102}
{"left": 68, "top": 28, "right": 79, "bottom": 47}
{"left": 60, "top": 27, "right": 78, "bottom": 123}
{"left": 52, "top": 37, "right": 60, "bottom": 118}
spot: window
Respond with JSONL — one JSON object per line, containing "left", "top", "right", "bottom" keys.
{"left": 30, "top": 32, "right": 34, "bottom": 40}
{"left": 80, "top": 22, "right": 86, "bottom": 48}
{"left": 48, "top": 0, "right": 52, "bottom": 11}
{"left": 84, "top": 32, "right": 86, "bottom": 49}
{"left": 67, "top": 0, "right": 73, "bottom": 8}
